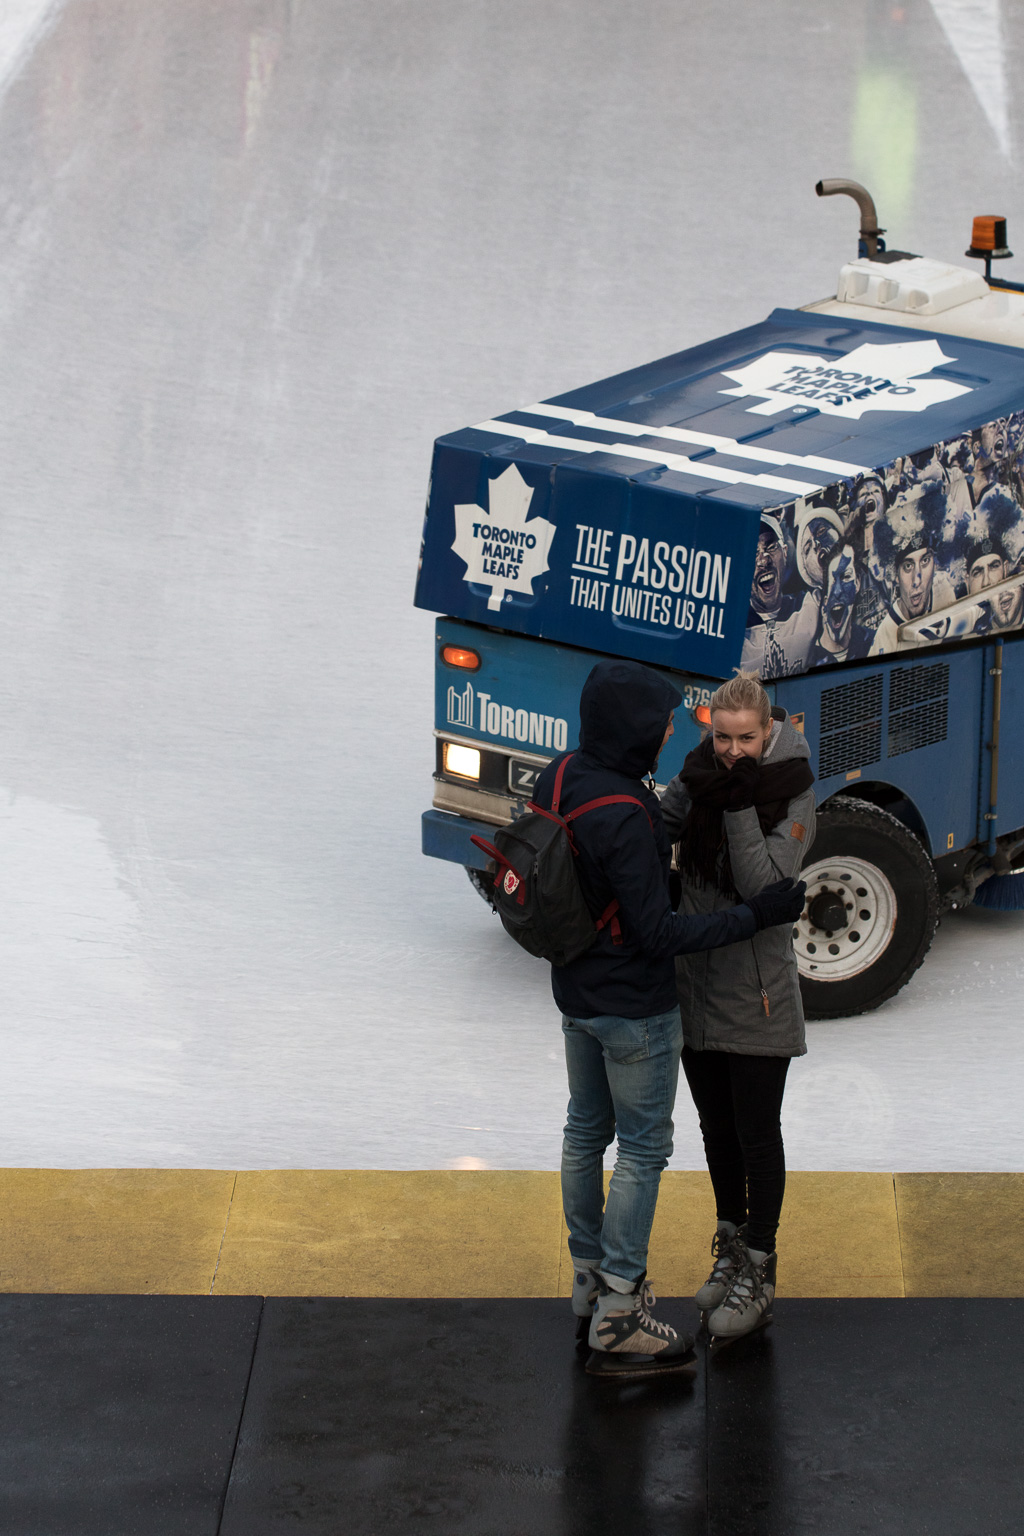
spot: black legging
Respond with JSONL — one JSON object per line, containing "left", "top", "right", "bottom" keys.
{"left": 681, "top": 1046, "right": 791, "bottom": 1254}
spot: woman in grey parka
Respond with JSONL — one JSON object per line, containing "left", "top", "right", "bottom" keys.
{"left": 660, "top": 672, "right": 815, "bottom": 1346}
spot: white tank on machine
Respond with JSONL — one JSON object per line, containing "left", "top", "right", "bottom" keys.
{"left": 805, "top": 182, "right": 1024, "bottom": 348}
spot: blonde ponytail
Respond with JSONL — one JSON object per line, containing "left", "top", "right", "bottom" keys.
{"left": 709, "top": 672, "right": 772, "bottom": 727}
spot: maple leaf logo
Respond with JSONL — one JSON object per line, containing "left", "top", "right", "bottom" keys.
{"left": 719, "top": 339, "right": 972, "bottom": 420}
{"left": 452, "top": 464, "right": 556, "bottom": 611}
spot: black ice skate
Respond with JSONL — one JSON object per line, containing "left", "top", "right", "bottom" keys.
{"left": 695, "top": 1220, "right": 746, "bottom": 1317}
{"left": 585, "top": 1273, "right": 697, "bottom": 1380}
{"left": 707, "top": 1247, "right": 776, "bottom": 1353}
{"left": 570, "top": 1258, "right": 600, "bottom": 1342}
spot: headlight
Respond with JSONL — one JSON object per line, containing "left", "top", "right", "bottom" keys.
{"left": 443, "top": 742, "right": 481, "bottom": 780}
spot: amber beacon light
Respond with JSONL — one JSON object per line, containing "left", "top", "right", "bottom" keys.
{"left": 441, "top": 644, "right": 481, "bottom": 671}
{"left": 966, "top": 216, "right": 1013, "bottom": 281}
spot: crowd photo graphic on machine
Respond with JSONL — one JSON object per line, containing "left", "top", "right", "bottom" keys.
{"left": 742, "top": 414, "right": 1024, "bottom": 679}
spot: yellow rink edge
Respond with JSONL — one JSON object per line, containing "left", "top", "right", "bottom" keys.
{"left": 0, "top": 1169, "right": 1019, "bottom": 1299}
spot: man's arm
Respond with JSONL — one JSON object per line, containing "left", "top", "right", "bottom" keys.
{"left": 598, "top": 807, "right": 758, "bottom": 961}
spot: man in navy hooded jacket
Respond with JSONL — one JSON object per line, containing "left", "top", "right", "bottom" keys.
{"left": 532, "top": 659, "right": 804, "bottom": 1378}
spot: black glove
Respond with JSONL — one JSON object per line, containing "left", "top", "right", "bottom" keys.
{"left": 725, "top": 755, "right": 760, "bottom": 811}
{"left": 745, "top": 877, "right": 807, "bottom": 930}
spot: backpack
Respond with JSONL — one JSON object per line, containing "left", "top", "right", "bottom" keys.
{"left": 469, "top": 753, "right": 651, "bottom": 967}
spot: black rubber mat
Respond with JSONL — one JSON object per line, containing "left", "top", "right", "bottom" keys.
{"left": 4, "top": 1296, "right": 1024, "bottom": 1533}
{"left": 218, "top": 1298, "right": 707, "bottom": 1536}
{"left": 0, "top": 1294, "right": 262, "bottom": 1536}
{"left": 223, "top": 1298, "right": 1024, "bottom": 1535}
{"left": 706, "top": 1298, "right": 1024, "bottom": 1536}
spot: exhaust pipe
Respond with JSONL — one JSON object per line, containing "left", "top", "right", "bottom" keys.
{"left": 816, "top": 178, "right": 885, "bottom": 259}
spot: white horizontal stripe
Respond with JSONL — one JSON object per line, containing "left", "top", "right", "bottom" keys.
{"left": 517, "top": 402, "right": 870, "bottom": 477}
{"left": 471, "top": 419, "right": 823, "bottom": 497}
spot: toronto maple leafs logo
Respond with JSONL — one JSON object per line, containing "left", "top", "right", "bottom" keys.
{"left": 452, "top": 464, "right": 556, "bottom": 611}
{"left": 718, "top": 339, "right": 972, "bottom": 420}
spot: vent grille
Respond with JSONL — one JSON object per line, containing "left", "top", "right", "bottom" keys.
{"left": 818, "top": 673, "right": 883, "bottom": 779}
{"left": 887, "top": 661, "right": 949, "bottom": 758}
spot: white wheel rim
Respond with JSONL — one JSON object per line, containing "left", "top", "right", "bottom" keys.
{"left": 794, "top": 855, "right": 897, "bottom": 983}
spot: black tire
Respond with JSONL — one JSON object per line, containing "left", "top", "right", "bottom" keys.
{"left": 798, "top": 796, "right": 940, "bottom": 1020}
{"left": 466, "top": 864, "right": 497, "bottom": 908}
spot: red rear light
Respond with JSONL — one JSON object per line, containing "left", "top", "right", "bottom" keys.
{"left": 695, "top": 705, "right": 712, "bottom": 726}
{"left": 441, "top": 645, "right": 481, "bottom": 671}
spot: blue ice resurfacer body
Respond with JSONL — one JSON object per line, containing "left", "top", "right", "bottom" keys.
{"left": 415, "top": 218, "right": 1024, "bottom": 1016}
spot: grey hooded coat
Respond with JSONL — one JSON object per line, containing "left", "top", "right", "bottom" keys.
{"left": 660, "top": 710, "right": 815, "bottom": 1057}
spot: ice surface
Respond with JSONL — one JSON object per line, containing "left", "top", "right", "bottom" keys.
{"left": 0, "top": 0, "right": 1022, "bottom": 1169}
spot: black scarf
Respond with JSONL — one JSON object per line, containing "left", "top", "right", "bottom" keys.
{"left": 676, "top": 734, "right": 814, "bottom": 894}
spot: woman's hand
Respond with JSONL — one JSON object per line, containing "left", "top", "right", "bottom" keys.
{"left": 726, "top": 754, "right": 760, "bottom": 810}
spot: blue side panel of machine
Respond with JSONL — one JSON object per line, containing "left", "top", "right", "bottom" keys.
{"left": 988, "top": 632, "right": 1024, "bottom": 838}
{"left": 774, "top": 647, "right": 986, "bottom": 853}
{"left": 432, "top": 624, "right": 1024, "bottom": 865}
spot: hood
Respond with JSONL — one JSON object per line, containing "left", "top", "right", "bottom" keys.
{"left": 762, "top": 707, "right": 812, "bottom": 765}
{"left": 578, "top": 660, "right": 683, "bottom": 780}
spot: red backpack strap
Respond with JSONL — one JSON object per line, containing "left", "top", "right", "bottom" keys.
{"left": 550, "top": 752, "right": 574, "bottom": 815}
{"left": 564, "top": 795, "right": 653, "bottom": 947}
{"left": 527, "top": 803, "right": 567, "bottom": 828}
{"left": 565, "top": 794, "right": 653, "bottom": 830}
{"left": 468, "top": 834, "right": 527, "bottom": 904}
{"left": 469, "top": 833, "right": 506, "bottom": 866}
{"left": 595, "top": 898, "right": 623, "bottom": 946}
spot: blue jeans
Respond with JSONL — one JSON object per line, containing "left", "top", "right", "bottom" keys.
{"left": 560, "top": 1007, "right": 683, "bottom": 1284}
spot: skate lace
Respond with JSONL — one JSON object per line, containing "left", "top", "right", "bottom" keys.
{"left": 720, "top": 1255, "right": 766, "bottom": 1314}
{"left": 637, "top": 1281, "right": 676, "bottom": 1339}
{"left": 708, "top": 1230, "right": 741, "bottom": 1278}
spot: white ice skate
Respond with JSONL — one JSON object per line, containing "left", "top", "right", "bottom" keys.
{"left": 707, "top": 1246, "right": 776, "bottom": 1353}
{"left": 695, "top": 1221, "right": 745, "bottom": 1318}
{"left": 586, "top": 1273, "right": 698, "bottom": 1380}
{"left": 570, "top": 1258, "right": 600, "bottom": 1343}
